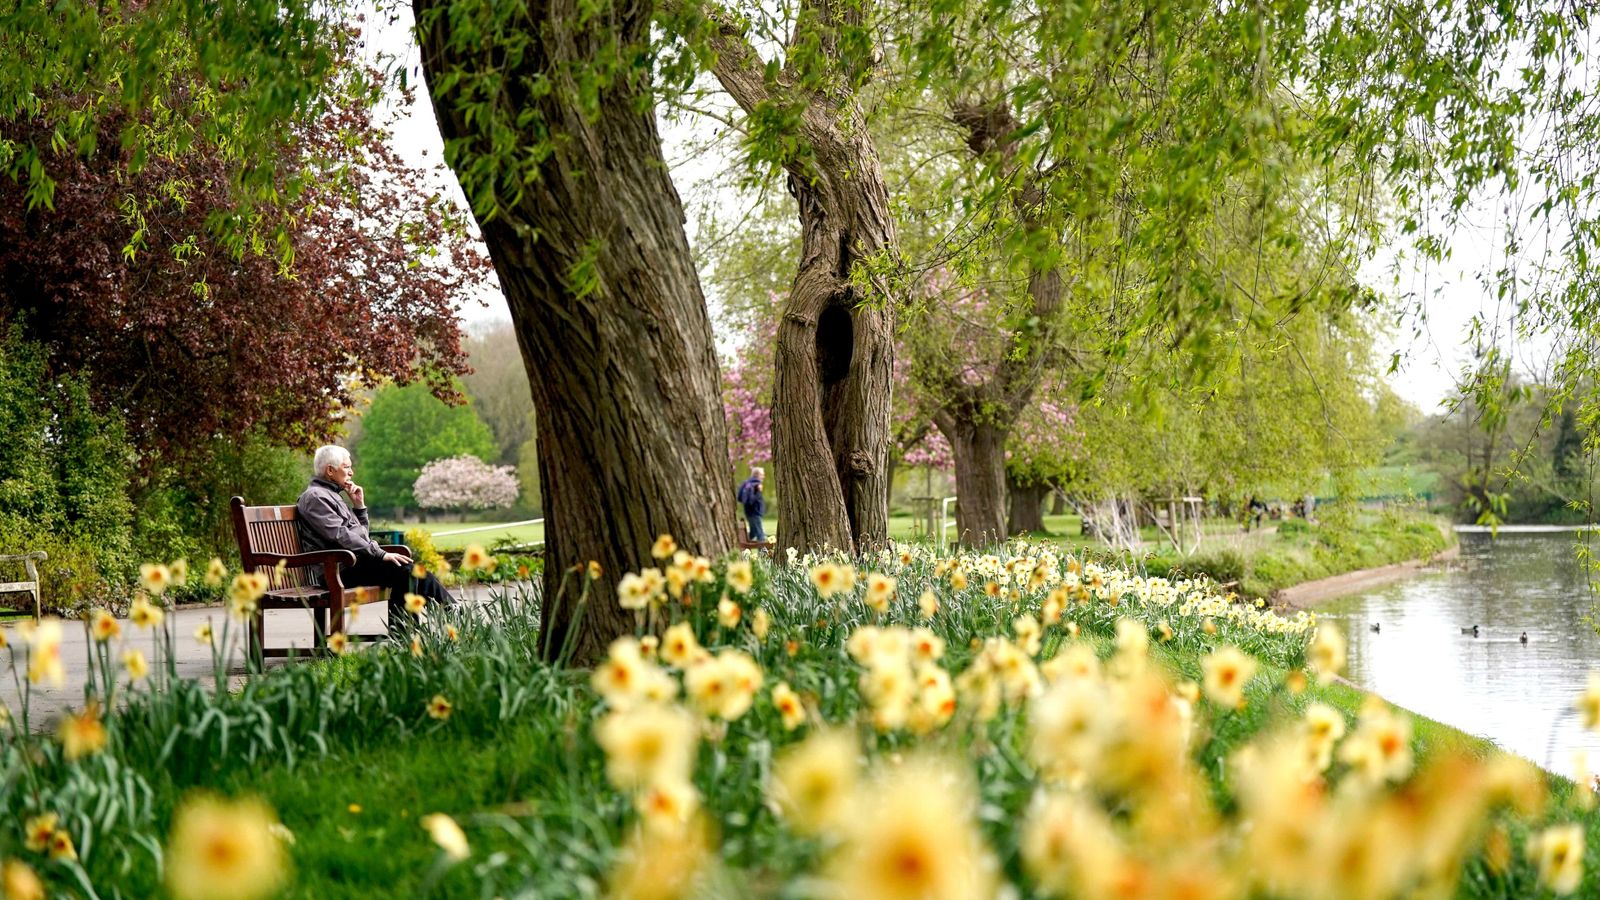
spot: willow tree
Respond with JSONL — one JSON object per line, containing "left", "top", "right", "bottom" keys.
{"left": 412, "top": 0, "right": 738, "bottom": 662}
{"left": 662, "top": 0, "right": 899, "bottom": 555}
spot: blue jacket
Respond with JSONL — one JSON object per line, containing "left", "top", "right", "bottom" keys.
{"left": 737, "top": 476, "right": 766, "bottom": 517}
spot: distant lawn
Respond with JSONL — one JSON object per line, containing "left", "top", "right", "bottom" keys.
{"left": 379, "top": 519, "right": 546, "bottom": 551}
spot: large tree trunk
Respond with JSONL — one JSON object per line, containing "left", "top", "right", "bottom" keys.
{"left": 938, "top": 412, "right": 1008, "bottom": 546}
{"left": 698, "top": 4, "right": 897, "bottom": 557}
{"left": 415, "top": 0, "right": 737, "bottom": 664}
{"left": 772, "top": 171, "right": 894, "bottom": 555}
{"left": 1008, "top": 476, "right": 1047, "bottom": 536}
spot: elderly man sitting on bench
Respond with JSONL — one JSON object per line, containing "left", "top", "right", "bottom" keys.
{"left": 297, "top": 445, "right": 455, "bottom": 629}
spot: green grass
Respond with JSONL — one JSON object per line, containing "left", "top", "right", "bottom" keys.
{"left": 379, "top": 519, "right": 546, "bottom": 551}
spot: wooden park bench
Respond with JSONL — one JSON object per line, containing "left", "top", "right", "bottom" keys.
{"left": 229, "top": 496, "right": 407, "bottom": 666}
{"left": 0, "top": 551, "right": 47, "bottom": 619}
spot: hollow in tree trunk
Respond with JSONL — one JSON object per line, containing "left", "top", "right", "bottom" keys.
{"left": 771, "top": 174, "right": 894, "bottom": 555}
{"left": 415, "top": 0, "right": 737, "bottom": 664}
{"left": 697, "top": 6, "right": 897, "bottom": 557}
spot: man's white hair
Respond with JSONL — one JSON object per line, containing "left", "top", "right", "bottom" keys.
{"left": 313, "top": 444, "right": 351, "bottom": 477}
{"left": 751, "top": 466, "right": 765, "bottom": 478}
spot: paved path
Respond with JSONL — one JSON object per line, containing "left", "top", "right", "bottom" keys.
{"left": 0, "top": 583, "right": 524, "bottom": 729}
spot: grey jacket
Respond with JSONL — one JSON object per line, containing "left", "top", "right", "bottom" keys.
{"left": 295, "top": 477, "right": 385, "bottom": 566}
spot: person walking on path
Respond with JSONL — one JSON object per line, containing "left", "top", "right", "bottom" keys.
{"left": 297, "top": 445, "right": 455, "bottom": 630}
{"left": 737, "top": 467, "right": 767, "bottom": 542}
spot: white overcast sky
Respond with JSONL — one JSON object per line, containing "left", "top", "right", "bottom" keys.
{"left": 362, "top": 9, "right": 1557, "bottom": 415}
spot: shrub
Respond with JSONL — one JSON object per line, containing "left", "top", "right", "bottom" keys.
{"left": 1172, "top": 548, "right": 1248, "bottom": 586}
{"left": 404, "top": 527, "right": 454, "bottom": 586}
{"left": 1276, "top": 518, "right": 1312, "bottom": 538}
{"left": 0, "top": 328, "right": 135, "bottom": 610}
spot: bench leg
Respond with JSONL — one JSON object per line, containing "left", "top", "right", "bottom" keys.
{"left": 328, "top": 602, "right": 345, "bottom": 644}
{"left": 311, "top": 606, "right": 330, "bottom": 654}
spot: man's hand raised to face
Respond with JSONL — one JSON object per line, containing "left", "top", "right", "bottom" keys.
{"left": 347, "top": 480, "right": 366, "bottom": 508}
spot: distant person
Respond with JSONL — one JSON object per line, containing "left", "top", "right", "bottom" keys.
{"left": 737, "top": 466, "right": 767, "bottom": 542}
{"left": 1246, "top": 496, "right": 1267, "bottom": 531}
{"left": 297, "top": 445, "right": 454, "bottom": 630}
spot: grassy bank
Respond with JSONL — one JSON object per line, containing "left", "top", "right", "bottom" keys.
{"left": 1144, "top": 510, "right": 1456, "bottom": 599}
{"left": 2, "top": 539, "right": 1584, "bottom": 898}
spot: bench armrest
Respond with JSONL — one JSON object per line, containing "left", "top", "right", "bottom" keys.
{"left": 0, "top": 552, "right": 47, "bottom": 563}
{"left": 256, "top": 549, "right": 356, "bottom": 590}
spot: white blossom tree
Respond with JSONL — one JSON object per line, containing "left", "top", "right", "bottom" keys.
{"left": 413, "top": 455, "right": 519, "bottom": 516}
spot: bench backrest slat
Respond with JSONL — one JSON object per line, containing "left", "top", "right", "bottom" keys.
{"left": 230, "top": 497, "right": 313, "bottom": 589}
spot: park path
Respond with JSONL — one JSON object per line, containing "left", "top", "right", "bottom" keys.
{"left": 0, "top": 583, "right": 525, "bottom": 730}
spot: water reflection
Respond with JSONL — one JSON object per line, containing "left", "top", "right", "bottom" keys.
{"left": 1319, "top": 532, "right": 1600, "bottom": 771}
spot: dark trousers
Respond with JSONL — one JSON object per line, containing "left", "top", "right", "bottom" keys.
{"left": 342, "top": 557, "right": 456, "bottom": 630}
{"left": 745, "top": 511, "right": 766, "bottom": 542}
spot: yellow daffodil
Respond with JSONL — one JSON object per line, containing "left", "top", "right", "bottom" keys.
{"left": 595, "top": 703, "right": 697, "bottom": 791}
{"left": 660, "top": 622, "right": 700, "bottom": 668}
{"left": 1579, "top": 671, "right": 1600, "bottom": 731}
{"left": 130, "top": 595, "right": 164, "bottom": 629}
{"left": 421, "top": 813, "right": 470, "bottom": 861}
{"left": 716, "top": 597, "right": 741, "bottom": 628}
{"left": 327, "top": 632, "right": 349, "bottom": 655}
{"left": 771, "top": 681, "right": 806, "bottom": 730}
{"left": 170, "top": 558, "right": 190, "bottom": 586}
{"left": 1, "top": 859, "right": 44, "bottom": 900}
{"left": 47, "top": 830, "right": 75, "bottom": 861}
{"left": 205, "top": 557, "right": 228, "bottom": 587}
{"left": 918, "top": 589, "right": 939, "bottom": 619}
{"left": 828, "top": 756, "right": 995, "bottom": 900}
{"left": 461, "top": 544, "right": 493, "bottom": 573}
{"left": 1309, "top": 622, "right": 1347, "bottom": 684}
{"left": 427, "top": 694, "right": 453, "bottom": 720}
{"left": 1532, "top": 823, "right": 1584, "bottom": 894}
{"left": 404, "top": 592, "right": 427, "bottom": 615}
{"left": 651, "top": 534, "right": 677, "bottom": 560}
{"left": 59, "top": 702, "right": 108, "bottom": 761}
{"left": 23, "top": 814, "right": 57, "bottom": 852}
{"left": 771, "top": 729, "right": 858, "bottom": 835}
{"left": 166, "top": 794, "right": 288, "bottom": 900}
{"left": 1201, "top": 646, "right": 1257, "bottom": 710}
{"left": 139, "top": 562, "right": 173, "bottom": 596}
{"left": 864, "top": 573, "right": 896, "bottom": 613}
{"left": 89, "top": 607, "right": 120, "bottom": 642}
{"left": 617, "top": 572, "right": 654, "bottom": 610}
{"left": 636, "top": 779, "right": 699, "bottom": 836}
{"left": 123, "top": 648, "right": 150, "bottom": 681}
{"left": 22, "top": 618, "right": 64, "bottom": 686}
{"left": 725, "top": 559, "right": 754, "bottom": 595}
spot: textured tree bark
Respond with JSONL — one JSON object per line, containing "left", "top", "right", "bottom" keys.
{"left": 698, "top": 2, "right": 896, "bottom": 556}
{"left": 415, "top": 0, "right": 737, "bottom": 664}
{"left": 1050, "top": 488, "right": 1067, "bottom": 516}
{"left": 771, "top": 171, "right": 895, "bottom": 554}
{"left": 1008, "top": 477, "right": 1047, "bottom": 535}
{"left": 937, "top": 412, "right": 1008, "bottom": 546}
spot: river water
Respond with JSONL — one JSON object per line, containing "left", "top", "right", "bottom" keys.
{"left": 1318, "top": 531, "right": 1600, "bottom": 771}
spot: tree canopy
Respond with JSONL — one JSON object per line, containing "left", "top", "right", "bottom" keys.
{"left": 354, "top": 381, "right": 497, "bottom": 512}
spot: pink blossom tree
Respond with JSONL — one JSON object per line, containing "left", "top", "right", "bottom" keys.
{"left": 413, "top": 455, "right": 520, "bottom": 515}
